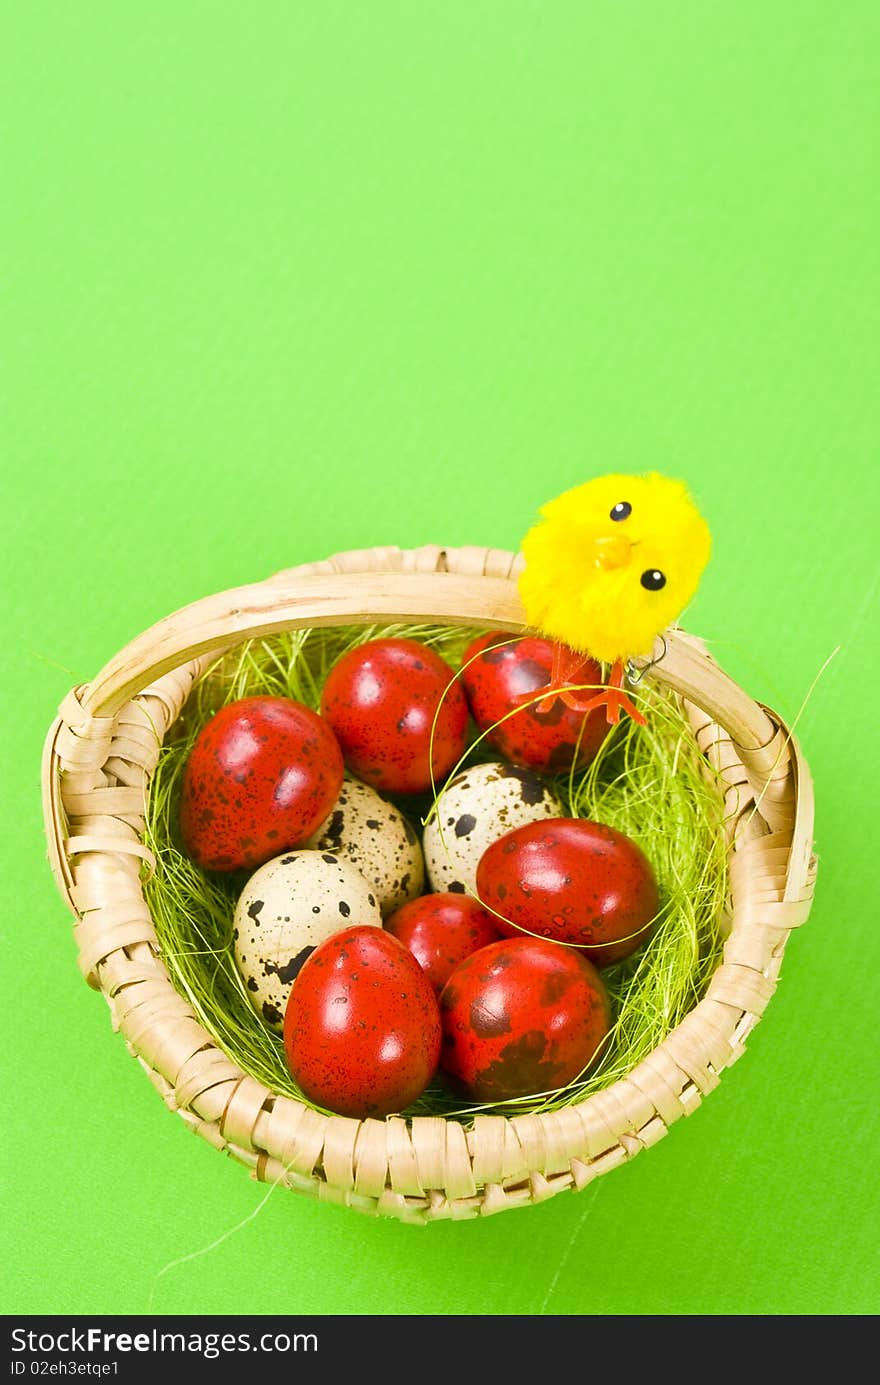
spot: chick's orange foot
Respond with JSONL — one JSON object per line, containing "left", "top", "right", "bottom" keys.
{"left": 586, "top": 660, "right": 647, "bottom": 727}
{"left": 521, "top": 645, "right": 647, "bottom": 727}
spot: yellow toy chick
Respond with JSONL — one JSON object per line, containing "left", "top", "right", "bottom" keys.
{"left": 518, "top": 471, "right": 712, "bottom": 725}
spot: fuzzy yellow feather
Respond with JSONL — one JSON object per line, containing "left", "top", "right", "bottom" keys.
{"left": 516, "top": 472, "right": 711, "bottom": 724}
{"left": 518, "top": 471, "right": 712, "bottom": 666}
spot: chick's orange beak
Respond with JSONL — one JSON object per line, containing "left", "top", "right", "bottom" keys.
{"left": 592, "top": 532, "right": 632, "bottom": 571}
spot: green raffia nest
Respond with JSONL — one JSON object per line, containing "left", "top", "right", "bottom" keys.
{"left": 143, "top": 622, "right": 730, "bottom": 1123}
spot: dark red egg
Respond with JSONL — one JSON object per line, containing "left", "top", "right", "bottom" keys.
{"left": 438, "top": 936, "right": 611, "bottom": 1102}
{"left": 461, "top": 631, "right": 611, "bottom": 773}
{"left": 477, "top": 818, "right": 659, "bottom": 967}
{"left": 385, "top": 892, "right": 504, "bottom": 995}
{"left": 283, "top": 925, "right": 442, "bottom": 1118}
{"left": 319, "top": 637, "right": 469, "bottom": 795}
{"left": 179, "top": 695, "right": 344, "bottom": 873}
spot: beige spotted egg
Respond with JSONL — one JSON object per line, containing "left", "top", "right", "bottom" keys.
{"left": 232, "top": 848, "right": 383, "bottom": 1032}
{"left": 305, "top": 774, "right": 424, "bottom": 916}
{"left": 422, "top": 760, "right": 565, "bottom": 897}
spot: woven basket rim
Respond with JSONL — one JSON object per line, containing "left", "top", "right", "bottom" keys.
{"left": 40, "top": 543, "right": 817, "bottom": 1224}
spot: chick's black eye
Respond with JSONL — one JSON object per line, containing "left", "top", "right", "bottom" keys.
{"left": 610, "top": 501, "right": 631, "bottom": 521}
{"left": 640, "top": 569, "right": 666, "bottom": 591}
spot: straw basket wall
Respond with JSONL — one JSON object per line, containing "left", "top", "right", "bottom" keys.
{"left": 41, "top": 544, "right": 816, "bottom": 1224}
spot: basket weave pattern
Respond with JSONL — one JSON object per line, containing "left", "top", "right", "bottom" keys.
{"left": 41, "top": 545, "right": 816, "bottom": 1224}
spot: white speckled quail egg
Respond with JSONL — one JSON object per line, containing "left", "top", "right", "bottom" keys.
{"left": 305, "top": 774, "right": 424, "bottom": 916}
{"left": 232, "top": 848, "right": 383, "bottom": 1031}
{"left": 422, "top": 760, "right": 565, "bottom": 896}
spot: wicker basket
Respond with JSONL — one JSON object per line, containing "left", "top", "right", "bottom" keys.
{"left": 41, "top": 544, "right": 816, "bottom": 1224}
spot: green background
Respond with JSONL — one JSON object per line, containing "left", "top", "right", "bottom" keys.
{"left": 3, "top": 1, "right": 878, "bottom": 1317}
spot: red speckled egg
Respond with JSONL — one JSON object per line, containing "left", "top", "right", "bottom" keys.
{"left": 461, "top": 631, "right": 611, "bottom": 773}
{"left": 179, "top": 696, "right": 344, "bottom": 873}
{"left": 385, "top": 892, "right": 504, "bottom": 995}
{"left": 439, "top": 936, "right": 611, "bottom": 1102}
{"left": 283, "top": 925, "right": 442, "bottom": 1118}
{"left": 476, "top": 818, "right": 659, "bottom": 967}
{"left": 319, "top": 637, "right": 468, "bottom": 795}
